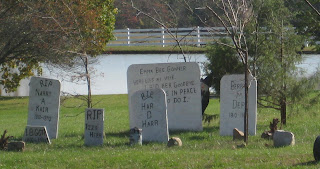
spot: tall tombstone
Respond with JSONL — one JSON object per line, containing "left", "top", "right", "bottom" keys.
{"left": 127, "top": 62, "right": 202, "bottom": 131}
{"left": 27, "top": 77, "right": 61, "bottom": 139}
{"left": 130, "top": 88, "right": 169, "bottom": 142}
{"left": 85, "top": 108, "right": 104, "bottom": 146}
{"left": 220, "top": 74, "right": 257, "bottom": 136}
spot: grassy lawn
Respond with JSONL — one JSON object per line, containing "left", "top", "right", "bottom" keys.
{"left": 1, "top": 94, "right": 320, "bottom": 168}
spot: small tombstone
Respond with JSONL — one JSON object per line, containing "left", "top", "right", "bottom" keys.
{"left": 313, "top": 135, "right": 320, "bottom": 161}
{"left": 127, "top": 62, "right": 202, "bottom": 131}
{"left": 273, "top": 130, "right": 295, "bottom": 147}
{"left": 27, "top": 77, "right": 61, "bottom": 140}
{"left": 220, "top": 74, "right": 257, "bottom": 136}
{"left": 84, "top": 108, "right": 104, "bottom": 146}
{"left": 167, "top": 137, "right": 182, "bottom": 147}
{"left": 129, "top": 88, "right": 169, "bottom": 143}
{"left": 8, "top": 141, "right": 25, "bottom": 151}
{"left": 129, "top": 127, "right": 142, "bottom": 146}
{"left": 233, "top": 128, "right": 244, "bottom": 141}
{"left": 23, "top": 126, "right": 51, "bottom": 144}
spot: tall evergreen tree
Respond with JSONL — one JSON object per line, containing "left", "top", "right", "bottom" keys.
{"left": 246, "top": 0, "right": 319, "bottom": 125}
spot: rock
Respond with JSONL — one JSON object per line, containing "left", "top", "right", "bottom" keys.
{"left": 236, "top": 143, "right": 246, "bottom": 148}
{"left": 233, "top": 128, "right": 244, "bottom": 141}
{"left": 8, "top": 141, "right": 25, "bottom": 151}
{"left": 167, "top": 137, "right": 182, "bottom": 147}
{"left": 129, "top": 127, "right": 142, "bottom": 146}
{"left": 261, "top": 131, "right": 272, "bottom": 140}
{"left": 313, "top": 135, "right": 320, "bottom": 161}
{"left": 273, "top": 130, "right": 295, "bottom": 147}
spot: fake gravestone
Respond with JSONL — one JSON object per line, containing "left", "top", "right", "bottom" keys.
{"left": 85, "top": 108, "right": 104, "bottom": 146}
{"left": 129, "top": 88, "right": 169, "bottom": 142}
{"left": 27, "top": 77, "right": 61, "bottom": 139}
{"left": 127, "top": 62, "right": 202, "bottom": 131}
{"left": 220, "top": 74, "right": 257, "bottom": 136}
{"left": 23, "top": 126, "right": 51, "bottom": 144}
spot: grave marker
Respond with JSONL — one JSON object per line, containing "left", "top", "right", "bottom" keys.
{"left": 127, "top": 62, "right": 202, "bottom": 131}
{"left": 220, "top": 74, "right": 257, "bottom": 136}
{"left": 27, "top": 77, "right": 61, "bottom": 139}
{"left": 23, "top": 126, "right": 51, "bottom": 144}
{"left": 85, "top": 108, "right": 104, "bottom": 146}
{"left": 130, "top": 88, "right": 169, "bottom": 142}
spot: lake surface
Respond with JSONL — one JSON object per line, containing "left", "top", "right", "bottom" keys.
{"left": 43, "top": 54, "right": 208, "bottom": 95}
{"left": 2, "top": 53, "right": 319, "bottom": 96}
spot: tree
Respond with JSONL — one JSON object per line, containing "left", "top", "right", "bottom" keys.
{"left": 204, "top": 38, "right": 243, "bottom": 95}
{"left": 244, "top": 0, "right": 320, "bottom": 125}
{"left": 286, "top": 0, "right": 320, "bottom": 50}
{"left": 0, "top": 0, "right": 117, "bottom": 97}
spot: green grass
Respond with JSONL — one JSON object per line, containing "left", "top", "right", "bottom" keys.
{"left": 1, "top": 94, "right": 320, "bottom": 168}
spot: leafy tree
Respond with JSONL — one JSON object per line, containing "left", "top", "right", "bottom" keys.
{"left": 246, "top": 0, "right": 319, "bottom": 125}
{"left": 286, "top": 0, "right": 320, "bottom": 50}
{"left": 204, "top": 38, "right": 243, "bottom": 95}
{"left": 0, "top": 0, "right": 117, "bottom": 98}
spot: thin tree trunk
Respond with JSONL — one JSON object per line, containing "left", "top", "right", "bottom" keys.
{"left": 244, "top": 53, "right": 249, "bottom": 144}
{"left": 83, "top": 55, "right": 92, "bottom": 108}
{"left": 280, "top": 98, "right": 286, "bottom": 125}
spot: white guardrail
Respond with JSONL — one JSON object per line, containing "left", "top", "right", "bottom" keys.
{"left": 107, "top": 26, "right": 227, "bottom": 47}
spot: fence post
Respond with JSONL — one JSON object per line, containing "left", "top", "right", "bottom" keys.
{"left": 127, "top": 28, "right": 130, "bottom": 46}
{"left": 197, "top": 26, "right": 201, "bottom": 47}
{"left": 161, "top": 27, "right": 165, "bottom": 47}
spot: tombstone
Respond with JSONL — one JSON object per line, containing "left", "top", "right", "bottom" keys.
{"left": 313, "top": 135, "right": 320, "bottom": 161}
{"left": 220, "top": 74, "right": 257, "bottom": 136}
{"left": 23, "top": 126, "right": 51, "bottom": 144}
{"left": 27, "top": 77, "right": 61, "bottom": 139}
{"left": 127, "top": 62, "right": 202, "bottom": 131}
{"left": 273, "top": 130, "right": 295, "bottom": 147}
{"left": 129, "top": 88, "right": 169, "bottom": 142}
{"left": 84, "top": 108, "right": 104, "bottom": 146}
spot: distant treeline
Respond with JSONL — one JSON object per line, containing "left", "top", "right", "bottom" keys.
{"left": 114, "top": 0, "right": 221, "bottom": 29}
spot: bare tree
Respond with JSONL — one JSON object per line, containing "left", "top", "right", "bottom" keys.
{"left": 128, "top": 0, "right": 253, "bottom": 143}
{"left": 189, "top": 0, "right": 253, "bottom": 143}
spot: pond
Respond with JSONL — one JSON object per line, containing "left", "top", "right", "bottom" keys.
{"left": 2, "top": 53, "right": 319, "bottom": 96}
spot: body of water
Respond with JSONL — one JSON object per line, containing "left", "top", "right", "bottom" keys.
{"left": 1, "top": 54, "right": 319, "bottom": 96}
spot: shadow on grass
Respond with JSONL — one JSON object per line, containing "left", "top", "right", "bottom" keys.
{"left": 293, "top": 160, "right": 319, "bottom": 167}
{"left": 106, "top": 130, "right": 129, "bottom": 138}
{"left": 0, "top": 96, "right": 26, "bottom": 101}
{"left": 169, "top": 126, "right": 219, "bottom": 135}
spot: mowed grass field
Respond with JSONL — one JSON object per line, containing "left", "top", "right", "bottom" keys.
{"left": 1, "top": 94, "right": 320, "bottom": 168}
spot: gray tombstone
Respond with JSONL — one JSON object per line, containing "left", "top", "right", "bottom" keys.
{"left": 84, "top": 108, "right": 104, "bottom": 146}
{"left": 129, "top": 88, "right": 169, "bottom": 143}
{"left": 127, "top": 62, "right": 202, "bottom": 131}
{"left": 23, "top": 126, "right": 51, "bottom": 144}
{"left": 220, "top": 74, "right": 257, "bottom": 136}
{"left": 27, "top": 77, "right": 61, "bottom": 139}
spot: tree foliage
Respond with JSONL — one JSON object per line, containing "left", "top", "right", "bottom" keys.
{"left": 0, "top": 0, "right": 117, "bottom": 92}
{"left": 286, "top": 0, "right": 320, "bottom": 49}
{"left": 246, "top": 0, "right": 319, "bottom": 124}
{"left": 205, "top": 39, "right": 243, "bottom": 95}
